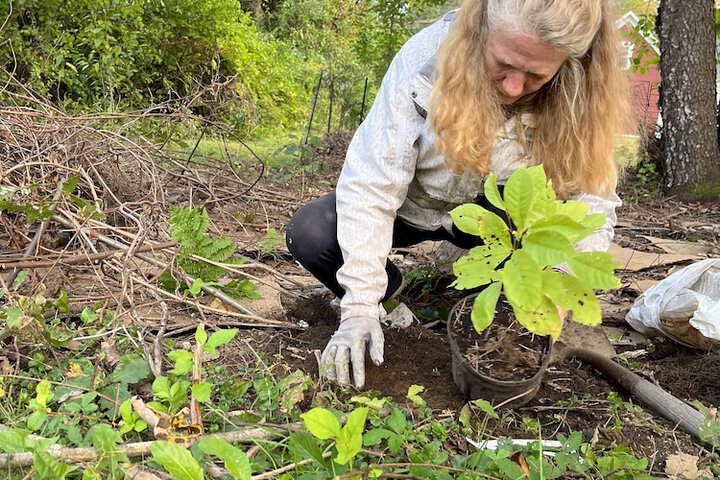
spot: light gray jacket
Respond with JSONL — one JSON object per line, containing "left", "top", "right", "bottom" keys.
{"left": 335, "top": 12, "right": 621, "bottom": 321}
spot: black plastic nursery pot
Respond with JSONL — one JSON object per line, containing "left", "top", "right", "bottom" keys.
{"left": 447, "top": 293, "right": 554, "bottom": 408}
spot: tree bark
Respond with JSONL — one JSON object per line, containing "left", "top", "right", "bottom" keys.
{"left": 657, "top": 0, "right": 720, "bottom": 196}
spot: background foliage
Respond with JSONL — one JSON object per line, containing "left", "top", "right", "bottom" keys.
{"left": 0, "top": 0, "right": 447, "bottom": 136}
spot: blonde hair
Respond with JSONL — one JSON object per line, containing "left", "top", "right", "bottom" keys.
{"left": 429, "top": 0, "right": 631, "bottom": 197}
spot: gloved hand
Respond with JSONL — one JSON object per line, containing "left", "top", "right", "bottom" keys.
{"left": 320, "top": 316, "right": 384, "bottom": 389}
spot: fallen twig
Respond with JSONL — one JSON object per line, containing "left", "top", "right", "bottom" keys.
{"left": 0, "top": 241, "right": 178, "bottom": 271}
{"left": 0, "top": 423, "right": 300, "bottom": 469}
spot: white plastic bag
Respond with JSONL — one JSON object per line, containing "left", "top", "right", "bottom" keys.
{"left": 625, "top": 259, "right": 720, "bottom": 349}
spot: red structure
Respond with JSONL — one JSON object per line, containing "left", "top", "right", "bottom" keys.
{"left": 617, "top": 11, "right": 662, "bottom": 137}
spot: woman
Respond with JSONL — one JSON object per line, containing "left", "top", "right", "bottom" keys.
{"left": 286, "top": 0, "right": 630, "bottom": 389}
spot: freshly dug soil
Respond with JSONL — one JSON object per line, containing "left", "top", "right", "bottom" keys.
{"left": 450, "top": 295, "right": 548, "bottom": 381}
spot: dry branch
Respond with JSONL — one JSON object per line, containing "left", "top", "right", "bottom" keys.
{"left": 0, "top": 424, "right": 300, "bottom": 469}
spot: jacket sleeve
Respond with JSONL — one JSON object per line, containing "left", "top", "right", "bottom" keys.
{"left": 335, "top": 27, "right": 438, "bottom": 321}
{"left": 569, "top": 191, "right": 622, "bottom": 253}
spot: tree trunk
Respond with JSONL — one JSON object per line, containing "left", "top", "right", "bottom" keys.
{"left": 657, "top": 0, "right": 720, "bottom": 197}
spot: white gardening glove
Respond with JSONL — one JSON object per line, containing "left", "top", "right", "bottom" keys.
{"left": 320, "top": 317, "right": 384, "bottom": 389}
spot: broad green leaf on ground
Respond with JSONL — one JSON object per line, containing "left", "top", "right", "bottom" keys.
{"left": 0, "top": 429, "right": 30, "bottom": 453}
{"left": 109, "top": 356, "right": 152, "bottom": 385}
{"left": 33, "top": 451, "right": 77, "bottom": 480}
{"left": 301, "top": 407, "right": 341, "bottom": 440}
{"left": 205, "top": 328, "right": 239, "bottom": 355}
{"left": 289, "top": 432, "right": 327, "bottom": 467}
{"left": 335, "top": 407, "right": 368, "bottom": 465}
{"left": 567, "top": 252, "right": 620, "bottom": 290}
{"left": 503, "top": 250, "right": 542, "bottom": 310}
{"left": 150, "top": 441, "right": 203, "bottom": 480}
{"left": 192, "top": 382, "right": 212, "bottom": 403}
{"left": 483, "top": 173, "right": 506, "bottom": 211}
{"left": 407, "top": 385, "right": 425, "bottom": 407}
{"left": 512, "top": 295, "right": 563, "bottom": 339}
{"left": 168, "top": 350, "right": 194, "bottom": 375}
{"left": 470, "top": 282, "right": 501, "bottom": 333}
{"left": 198, "top": 437, "right": 251, "bottom": 480}
{"left": 522, "top": 230, "right": 576, "bottom": 266}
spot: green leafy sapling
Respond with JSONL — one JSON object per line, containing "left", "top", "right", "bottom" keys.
{"left": 450, "top": 165, "right": 619, "bottom": 339}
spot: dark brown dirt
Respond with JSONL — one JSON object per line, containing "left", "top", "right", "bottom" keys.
{"left": 279, "top": 292, "right": 466, "bottom": 410}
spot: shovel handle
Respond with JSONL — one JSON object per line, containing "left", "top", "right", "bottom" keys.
{"left": 565, "top": 347, "right": 705, "bottom": 441}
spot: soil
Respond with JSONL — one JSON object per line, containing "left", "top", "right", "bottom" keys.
{"left": 449, "top": 294, "right": 547, "bottom": 381}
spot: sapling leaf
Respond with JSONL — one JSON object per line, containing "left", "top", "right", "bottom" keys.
{"left": 567, "top": 252, "right": 620, "bottom": 290}
{"left": 450, "top": 205, "right": 511, "bottom": 247}
{"left": 406, "top": 385, "right": 426, "bottom": 407}
{"left": 575, "top": 213, "right": 607, "bottom": 242}
{"left": 554, "top": 199, "right": 590, "bottom": 222}
{"left": 512, "top": 295, "right": 563, "bottom": 339}
{"left": 301, "top": 407, "right": 341, "bottom": 439}
{"left": 504, "top": 165, "right": 553, "bottom": 231}
{"left": 522, "top": 230, "right": 577, "bottom": 266}
{"left": 527, "top": 215, "right": 587, "bottom": 242}
{"left": 470, "top": 282, "right": 501, "bottom": 333}
{"left": 558, "top": 276, "right": 602, "bottom": 326}
{"left": 449, "top": 204, "right": 487, "bottom": 236}
{"left": 33, "top": 451, "right": 77, "bottom": 480}
{"left": 483, "top": 173, "right": 506, "bottom": 211}
{"left": 503, "top": 250, "right": 542, "bottom": 310}
{"left": 451, "top": 244, "right": 508, "bottom": 290}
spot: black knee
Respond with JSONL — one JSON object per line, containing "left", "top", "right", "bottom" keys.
{"left": 286, "top": 192, "right": 340, "bottom": 271}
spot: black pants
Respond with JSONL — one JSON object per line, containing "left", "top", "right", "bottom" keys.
{"left": 285, "top": 191, "right": 504, "bottom": 300}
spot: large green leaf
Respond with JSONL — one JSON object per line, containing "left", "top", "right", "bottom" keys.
{"left": 503, "top": 250, "right": 542, "bottom": 310}
{"left": 483, "top": 173, "right": 506, "bottom": 211}
{"left": 503, "top": 167, "right": 539, "bottom": 231}
{"left": 557, "top": 275, "right": 602, "bottom": 326}
{"left": 451, "top": 244, "right": 509, "bottom": 290}
{"left": 33, "top": 451, "right": 77, "bottom": 480}
{"left": 527, "top": 215, "right": 587, "bottom": 243}
{"left": 522, "top": 231, "right": 577, "bottom": 266}
{"left": 301, "top": 407, "right": 341, "bottom": 440}
{"left": 198, "top": 437, "right": 251, "bottom": 480}
{"left": 470, "top": 282, "right": 501, "bottom": 333}
{"left": 567, "top": 252, "right": 620, "bottom": 290}
{"left": 0, "top": 429, "right": 30, "bottom": 453}
{"left": 506, "top": 168, "right": 558, "bottom": 232}
{"left": 575, "top": 213, "right": 607, "bottom": 242}
{"left": 554, "top": 199, "right": 590, "bottom": 222}
{"left": 289, "top": 432, "right": 327, "bottom": 466}
{"left": 512, "top": 295, "right": 562, "bottom": 339}
{"left": 335, "top": 407, "right": 367, "bottom": 465}
{"left": 449, "top": 204, "right": 489, "bottom": 236}
{"left": 150, "top": 441, "right": 204, "bottom": 480}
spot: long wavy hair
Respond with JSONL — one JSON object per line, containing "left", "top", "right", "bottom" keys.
{"left": 429, "top": 0, "right": 631, "bottom": 197}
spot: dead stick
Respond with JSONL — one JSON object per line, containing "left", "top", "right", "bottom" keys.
{"left": 51, "top": 213, "right": 260, "bottom": 318}
{"left": 3, "top": 179, "right": 65, "bottom": 286}
{"left": 0, "top": 241, "right": 178, "bottom": 271}
{"left": 0, "top": 424, "right": 298, "bottom": 469}
{"left": 128, "top": 273, "right": 299, "bottom": 329}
